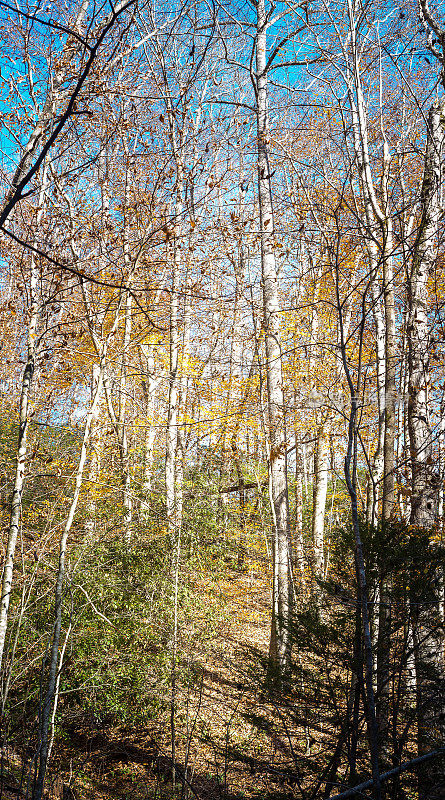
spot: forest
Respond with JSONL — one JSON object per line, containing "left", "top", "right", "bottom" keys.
{"left": 0, "top": 0, "right": 444, "bottom": 798}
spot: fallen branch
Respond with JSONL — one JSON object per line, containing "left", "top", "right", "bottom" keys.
{"left": 219, "top": 481, "right": 267, "bottom": 495}
{"left": 327, "top": 748, "right": 445, "bottom": 799}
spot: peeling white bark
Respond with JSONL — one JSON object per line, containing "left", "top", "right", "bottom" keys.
{"left": 255, "top": 0, "right": 292, "bottom": 671}
{"left": 408, "top": 101, "right": 445, "bottom": 778}
{"left": 312, "top": 423, "right": 329, "bottom": 586}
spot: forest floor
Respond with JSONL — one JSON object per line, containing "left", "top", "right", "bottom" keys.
{"left": 45, "top": 565, "right": 304, "bottom": 800}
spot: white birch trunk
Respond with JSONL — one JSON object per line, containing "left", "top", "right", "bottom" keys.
{"left": 294, "top": 429, "right": 306, "bottom": 594}
{"left": 368, "top": 284, "right": 386, "bottom": 526}
{"left": 0, "top": 168, "right": 49, "bottom": 669}
{"left": 408, "top": 102, "right": 443, "bottom": 527}
{"left": 164, "top": 105, "right": 184, "bottom": 547}
{"left": 176, "top": 288, "right": 192, "bottom": 534}
{"left": 140, "top": 343, "right": 159, "bottom": 503}
{"left": 84, "top": 363, "right": 102, "bottom": 540}
{"left": 408, "top": 101, "right": 445, "bottom": 786}
{"left": 312, "top": 423, "right": 329, "bottom": 587}
{"left": 33, "top": 357, "right": 105, "bottom": 800}
{"left": 118, "top": 150, "right": 134, "bottom": 543}
{"left": 347, "top": 10, "right": 396, "bottom": 521}
{"left": 166, "top": 238, "right": 180, "bottom": 544}
{"left": 439, "top": 401, "right": 445, "bottom": 523}
{"left": 0, "top": 1, "right": 90, "bottom": 672}
{"left": 255, "top": 0, "right": 291, "bottom": 671}
{"left": 119, "top": 291, "right": 133, "bottom": 543}
{"left": 0, "top": 266, "right": 38, "bottom": 670}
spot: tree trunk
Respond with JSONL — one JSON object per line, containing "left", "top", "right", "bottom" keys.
{"left": 84, "top": 364, "right": 103, "bottom": 540}
{"left": 375, "top": 148, "right": 396, "bottom": 781}
{"left": 408, "top": 100, "right": 445, "bottom": 798}
{"left": 140, "top": 343, "right": 159, "bottom": 505}
{"left": 255, "top": 0, "right": 292, "bottom": 672}
{"left": 381, "top": 147, "right": 396, "bottom": 524}
{"left": 101, "top": 291, "right": 133, "bottom": 544}
{"left": 230, "top": 238, "right": 246, "bottom": 564}
{"left": 166, "top": 238, "right": 180, "bottom": 544}
{"left": 408, "top": 102, "right": 443, "bottom": 528}
{"left": 367, "top": 283, "right": 386, "bottom": 526}
{"left": 33, "top": 358, "right": 105, "bottom": 800}
{"left": 118, "top": 290, "right": 133, "bottom": 543}
{"left": 176, "top": 286, "right": 192, "bottom": 534}
{"left": 0, "top": 260, "right": 38, "bottom": 670}
{"left": 338, "top": 279, "right": 382, "bottom": 800}
{"left": 165, "top": 109, "right": 184, "bottom": 549}
{"left": 294, "top": 429, "right": 306, "bottom": 594}
{"left": 0, "top": 161, "right": 50, "bottom": 669}
{"left": 348, "top": 36, "right": 396, "bottom": 768}
{"left": 312, "top": 422, "right": 328, "bottom": 593}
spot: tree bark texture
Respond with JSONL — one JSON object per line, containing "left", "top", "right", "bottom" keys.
{"left": 312, "top": 422, "right": 329, "bottom": 588}
{"left": 165, "top": 102, "right": 184, "bottom": 548}
{"left": 408, "top": 101, "right": 443, "bottom": 527}
{"left": 0, "top": 168, "right": 49, "bottom": 670}
{"left": 408, "top": 101, "right": 445, "bottom": 798}
{"left": 256, "top": 0, "right": 292, "bottom": 672}
{"left": 294, "top": 430, "right": 306, "bottom": 594}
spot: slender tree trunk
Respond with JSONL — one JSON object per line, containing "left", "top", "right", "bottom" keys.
{"left": 118, "top": 150, "right": 135, "bottom": 543}
{"left": 396, "top": 334, "right": 408, "bottom": 519}
{"left": 100, "top": 291, "right": 133, "bottom": 544}
{"left": 312, "top": 422, "right": 329, "bottom": 592}
{"left": 255, "top": 0, "right": 292, "bottom": 671}
{"left": 119, "top": 291, "right": 133, "bottom": 543}
{"left": 338, "top": 282, "right": 382, "bottom": 800}
{"left": 349, "top": 36, "right": 396, "bottom": 768}
{"left": 294, "top": 429, "right": 306, "bottom": 594}
{"left": 378, "top": 202, "right": 396, "bottom": 765}
{"left": 176, "top": 287, "right": 192, "bottom": 534}
{"left": 382, "top": 229, "right": 396, "bottom": 521}
{"left": 377, "top": 184, "right": 396, "bottom": 777}
{"left": 408, "top": 102, "right": 443, "bottom": 528}
{"left": 438, "top": 399, "right": 445, "bottom": 524}
{"left": 367, "top": 285, "right": 386, "bottom": 526}
{"left": 140, "top": 344, "right": 160, "bottom": 507}
{"left": 0, "top": 282, "right": 37, "bottom": 670}
{"left": 84, "top": 364, "right": 102, "bottom": 540}
{"left": 33, "top": 358, "right": 105, "bottom": 800}
{"left": 166, "top": 238, "right": 180, "bottom": 544}
{"left": 408, "top": 100, "right": 445, "bottom": 798}
{"left": 165, "top": 117, "right": 184, "bottom": 547}
{"left": 0, "top": 168, "right": 48, "bottom": 669}
{"left": 230, "top": 242, "right": 246, "bottom": 564}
